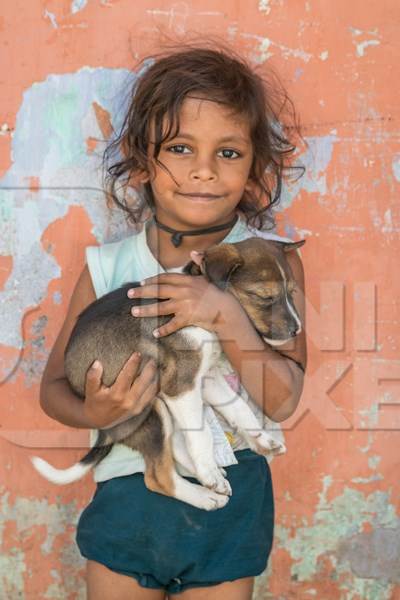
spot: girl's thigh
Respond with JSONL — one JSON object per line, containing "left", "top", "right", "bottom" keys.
{"left": 168, "top": 577, "right": 254, "bottom": 600}
{"left": 86, "top": 560, "right": 167, "bottom": 600}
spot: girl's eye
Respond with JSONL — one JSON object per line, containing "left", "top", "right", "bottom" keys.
{"left": 166, "top": 144, "right": 191, "bottom": 154}
{"left": 218, "top": 149, "right": 241, "bottom": 159}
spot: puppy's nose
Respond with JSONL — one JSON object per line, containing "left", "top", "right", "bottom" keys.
{"left": 289, "top": 327, "right": 299, "bottom": 337}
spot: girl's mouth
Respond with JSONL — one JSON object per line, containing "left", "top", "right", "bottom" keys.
{"left": 178, "top": 193, "right": 222, "bottom": 201}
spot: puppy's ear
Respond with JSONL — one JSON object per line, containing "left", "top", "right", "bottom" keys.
{"left": 204, "top": 247, "right": 243, "bottom": 291}
{"left": 182, "top": 251, "right": 206, "bottom": 276}
{"left": 182, "top": 261, "right": 202, "bottom": 276}
{"left": 280, "top": 239, "right": 306, "bottom": 252}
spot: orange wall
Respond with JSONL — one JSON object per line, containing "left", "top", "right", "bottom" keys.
{"left": 1, "top": 1, "right": 399, "bottom": 598}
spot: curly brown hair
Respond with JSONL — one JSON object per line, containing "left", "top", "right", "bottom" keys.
{"left": 102, "top": 42, "right": 305, "bottom": 231}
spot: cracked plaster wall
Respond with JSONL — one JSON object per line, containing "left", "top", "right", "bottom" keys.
{"left": 0, "top": 1, "right": 399, "bottom": 598}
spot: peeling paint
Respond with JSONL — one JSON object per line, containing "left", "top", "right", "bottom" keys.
{"left": 258, "top": 0, "right": 271, "bottom": 14}
{"left": 280, "top": 134, "right": 337, "bottom": 206}
{"left": 0, "top": 68, "right": 135, "bottom": 376}
{"left": 0, "top": 490, "right": 78, "bottom": 554}
{"left": 71, "top": 0, "right": 88, "bottom": 15}
{"left": 392, "top": 155, "right": 400, "bottom": 182}
{"left": 0, "top": 123, "right": 11, "bottom": 134}
{"left": 254, "top": 35, "right": 313, "bottom": 63}
{"left": 43, "top": 10, "right": 58, "bottom": 29}
{"left": 338, "top": 526, "right": 400, "bottom": 583}
{"left": 257, "top": 37, "right": 273, "bottom": 62}
{"left": 275, "top": 479, "right": 399, "bottom": 598}
{"left": 355, "top": 39, "right": 380, "bottom": 57}
{"left": 358, "top": 402, "right": 380, "bottom": 429}
{"left": 52, "top": 291, "right": 62, "bottom": 305}
{"left": 368, "top": 455, "right": 381, "bottom": 470}
{"left": 351, "top": 474, "right": 383, "bottom": 483}
{"left": 348, "top": 26, "right": 382, "bottom": 57}
{"left": 0, "top": 488, "right": 85, "bottom": 597}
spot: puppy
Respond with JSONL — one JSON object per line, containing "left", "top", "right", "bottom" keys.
{"left": 32, "top": 237, "right": 305, "bottom": 510}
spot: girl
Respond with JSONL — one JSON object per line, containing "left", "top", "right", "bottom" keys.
{"left": 39, "top": 44, "right": 307, "bottom": 600}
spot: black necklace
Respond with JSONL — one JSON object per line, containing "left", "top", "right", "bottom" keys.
{"left": 152, "top": 214, "right": 239, "bottom": 247}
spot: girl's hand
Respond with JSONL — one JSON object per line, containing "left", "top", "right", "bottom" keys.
{"left": 83, "top": 352, "right": 159, "bottom": 429}
{"left": 127, "top": 272, "right": 237, "bottom": 338}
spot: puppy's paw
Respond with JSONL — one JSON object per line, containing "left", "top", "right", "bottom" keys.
{"left": 174, "top": 477, "right": 230, "bottom": 510}
{"left": 196, "top": 462, "right": 232, "bottom": 496}
{"left": 200, "top": 488, "right": 230, "bottom": 511}
{"left": 241, "top": 430, "right": 286, "bottom": 456}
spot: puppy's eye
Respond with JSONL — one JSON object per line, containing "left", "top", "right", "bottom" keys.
{"left": 249, "top": 292, "right": 274, "bottom": 303}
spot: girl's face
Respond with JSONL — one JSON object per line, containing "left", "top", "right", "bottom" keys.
{"left": 143, "top": 95, "right": 254, "bottom": 230}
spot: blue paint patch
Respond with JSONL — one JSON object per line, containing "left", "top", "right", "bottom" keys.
{"left": 294, "top": 67, "right": 303, "bottom": 81}
{"left": 278, "top": 134, "right": 337, "bottom": 210}
{"left": 71, "top": 0, "right": 87, "bottom": 14}
{"left": 44, "top": 9, "right": 58, "bottom": 28}
{"left": 0, "top": 64, "right": 157, "bottom": 366}
{"left": 53, "top": 291, "right": 62, "bottom": 305}
{"left": 392, "top": 155, "right": 400, "bottom": 182}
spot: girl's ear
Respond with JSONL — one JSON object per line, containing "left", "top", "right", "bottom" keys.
{"left": 244, "top": 176, "right": 257, "bottom": 195}
{"left": 128, "top": 169, "right": 150, "bottom": 188}
{"left": 139, "top": 172, "right": 151, "bottom": 184}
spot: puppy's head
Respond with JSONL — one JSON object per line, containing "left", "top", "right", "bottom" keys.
{"left": 183, "top": 237, "right": 305, "bottom": 346}
{"left": 183, "top": 246, "right": 243, "bottom": 290}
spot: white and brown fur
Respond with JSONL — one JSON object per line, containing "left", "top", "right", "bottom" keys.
{"left": 32, "top": 236, "right": 305, "bottom": 510}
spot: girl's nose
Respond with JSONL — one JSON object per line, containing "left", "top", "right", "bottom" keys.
{"left": 189, "top": 158, "right": 218, "bottom": 181}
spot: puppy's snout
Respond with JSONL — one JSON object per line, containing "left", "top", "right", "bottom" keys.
{"left": 289, "top": 324, "right": 301, "bottom": 337}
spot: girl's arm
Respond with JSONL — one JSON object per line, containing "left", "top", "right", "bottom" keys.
{"left": 40, "top": 266, "right": 99, "bottom": 428}
{"left": 213, "top": 251, "right": 306, "bottom": 423}
{"left": 40, "top": 265, "right": 158, "bottom": 429}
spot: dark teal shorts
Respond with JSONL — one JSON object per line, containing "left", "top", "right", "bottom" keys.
{"left": 76, "top": 449, "right": 274, "bottom": 595}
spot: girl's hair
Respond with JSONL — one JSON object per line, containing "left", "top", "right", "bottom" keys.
{"left": 102, "top": 42, "right": 305, "bottom": 231}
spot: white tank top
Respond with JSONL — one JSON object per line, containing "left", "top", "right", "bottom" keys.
{"left": 85, "top": 213, "right": 294, "bottom": 482}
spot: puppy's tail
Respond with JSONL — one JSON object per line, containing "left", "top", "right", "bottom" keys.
{"left": 31, "top": 431, "right": 112, "bottom": 485}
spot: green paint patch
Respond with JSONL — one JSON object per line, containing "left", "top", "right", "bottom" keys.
{"left": 274, "top": 476, "right": 399, "bottom": 597}
{"left": 0, "top": 488, "right": 85, "bottom": 597}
